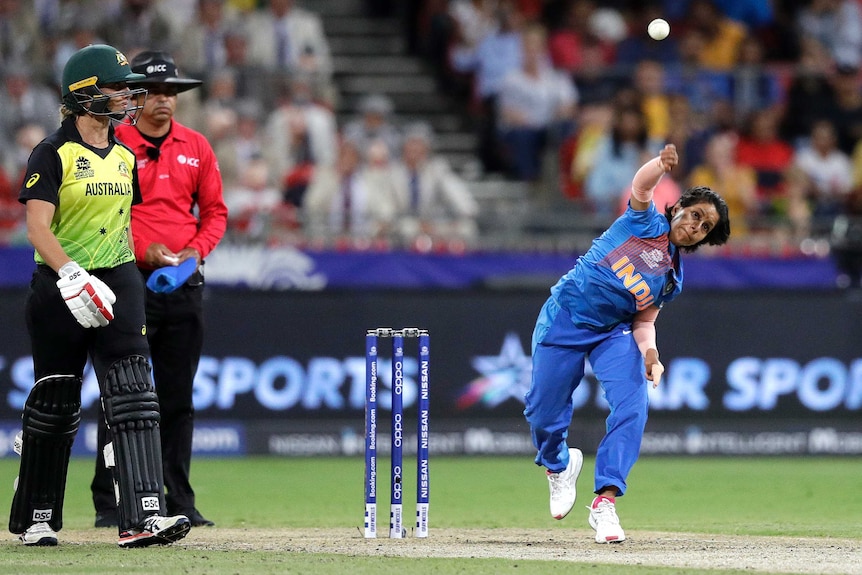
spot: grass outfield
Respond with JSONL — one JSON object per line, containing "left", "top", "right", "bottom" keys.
{"left": 0, "top": 455, "right": 859, "bottom": 574}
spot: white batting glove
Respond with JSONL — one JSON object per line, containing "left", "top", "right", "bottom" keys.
{"left": 56, "top": 262, "right": 116, "bottom": 328}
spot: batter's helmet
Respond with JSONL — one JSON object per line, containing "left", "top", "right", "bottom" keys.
{"left": 61, "top": 44, "right": 147, "bottom": 121}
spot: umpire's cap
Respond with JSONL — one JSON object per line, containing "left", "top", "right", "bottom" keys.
{"left": 128, "top": 51, "right": 202, "bottom": 92}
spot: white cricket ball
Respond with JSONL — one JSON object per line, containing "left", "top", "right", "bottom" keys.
{"left": 648, "top": 18, "right": 670, "bottom": 41}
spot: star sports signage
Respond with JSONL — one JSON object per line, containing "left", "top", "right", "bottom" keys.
{"left": 2, "top": 342, "right": 861, "bottom": 417}
{"left": 1, "top": 288, "right": 861, "bottom": 457}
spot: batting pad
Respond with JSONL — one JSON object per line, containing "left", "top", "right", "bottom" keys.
{"left": 9, "top": 375, "right": 82, "bottom": 534}
{"left": 102, "top": 356, "right": 165, "bottom": 530}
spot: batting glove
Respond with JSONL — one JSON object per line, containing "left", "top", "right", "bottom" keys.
{"left": 56, "top": 262, "right": 116, "bottom": 328}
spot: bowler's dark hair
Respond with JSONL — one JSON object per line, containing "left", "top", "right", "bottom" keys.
{"left": 664, "top": 185, "right": 731, "bottom": 253}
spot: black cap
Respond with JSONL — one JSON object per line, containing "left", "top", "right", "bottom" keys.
{"left": 836, "top": 63, "right": 860, "bottom": 76}
{"left": 128, "top": 50, "right": 202, "bottom": 92}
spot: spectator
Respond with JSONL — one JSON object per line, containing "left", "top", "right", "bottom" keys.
{"left": 0, "top": 150, "right": 18, "bottom": 242}
{"left": 154, "top": 0, "right": 199, "bottom": 36}
{"left": 34, "top": 0, "right": 103, "bottom": 38}
{"left": 713, "top": 0, "right": 775, "bottom": 30}
{"left": 242, "top": 0, "right": 334, "bottom": 105}
{"left": 267, "top": 73, "right": 338, "bottom": 207}
{"left": 797, "top": 0, "right": 862, "bottom": 69}
{"left": 735, "top": 108, "right": 796, "bottom": 216}
{"left": 96, "top": 0, "right": 175, "bottom": 55}
{"left": 0, "top": 0, "right": 46, "bottom": 74}
{"left": 851, "top": 136, "right": 862, "bottom": 191}
{"left": 49, "top": 15, "right": 103, "bottom": 86}
{"left": 794, "top": 119, "right": 854, "bottom": 235}
{"left": 449, "top": 0, "right": 499, "bottom": 49}
{"left": 686, "top": 0, "right": 748, "bottom": 70}
{"left": 665, "top": 93, "right": 714, "bottom": 181}
{"left": 547, "top": 0, "right": 606, "bottom": 74}
{"left": 391, "top": 122, "right": 480, "bottom": 245}
{"left": 210, "top": 99, "right": 275, "bottom": 195}
{"left": 558, "top": 102, "right": 614, "bottom": 202}
{"left": 450, "top": 0, "right": 525, "bottom": 173}
{"left": 3, "top": 122, "right": 46, "bottom": 188}
{"left": 729, "top": 35, "right": 783, "bottom": 118}
{"left": 220, "top": 25, "right": 267, "bottom": 103}
{"left": 302, "top": 137, "right": 398, "bottom": 242}
{"left": 584, "top": 104, "right": 664, "bottom": 218}
{"left": 779, "top": 36, "right": 836, "bottom": 146}
{"left": 631, "top": 60, "right": 672, "bottom": 142}
{"left": 193, "top": 66, "right": 241, "bottom": 137}
{"left": 244, "top": 0, "right": 332, "bottom": 75}
{"left": 497, "top": 23, "right": 578, "bottom": 182}
{"left": 615, "top": 2, "right": 681, "bottom": 71}
{"left": 664, "top": 28, "right": 732, "bottom": 118}
{"left": 823, "top": 64, "right": 862, "bottom": 155}
{"left": 410, "top": 0, "right": 463, "bottom": 98}
{"left": 571, "top": 32, "right": 624, "bottom": 107}
{"left": 226, "top": 0, "right": 257, "bottom": 13}
{"left": 176, "top": 0, "right": 241, "bottom": 79}
{"left": 343, "top": 93, "right": 402, "bottom": 159}
{"left": 688, "top": 132, "right": 758, "bottom": 237}
{"left": 0, "top": 63, "right": 60, "bottom": 155}
{"left": 224, "top": 157, "right": 285, "bottom": 242}
{"left": 585, "top": 6, "right": 628, "bottom": 48}
{"left": 778, "top": 163, "right": 816, "bottom": 241}
{"left": 362, "top": 138, "right": 403, "bottom": 239}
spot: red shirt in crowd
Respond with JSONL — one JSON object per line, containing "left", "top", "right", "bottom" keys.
{"left": 735, "top": 135, "right": 795, "bottom": 202}
{"left": 115, "top": 121, "right": 227, "bottom": 269}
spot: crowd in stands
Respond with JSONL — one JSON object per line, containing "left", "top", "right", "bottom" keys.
{"left": 420, "top": 0, "right": 862, "bottom": 263}
{"left": 1, "top": 0, "right": 862, "bottom": 271}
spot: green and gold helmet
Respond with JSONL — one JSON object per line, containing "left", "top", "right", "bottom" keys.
{"left": 61, "top": 44, "right": 147, "bottom": 121}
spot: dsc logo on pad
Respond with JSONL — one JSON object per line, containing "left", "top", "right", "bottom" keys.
{"left": 141, "top": 497, "right": 160, "bottom": 511}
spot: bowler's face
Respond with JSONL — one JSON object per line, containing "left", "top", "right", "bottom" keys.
{"left": 669, "top": 201, "right": 719, "bottom": 247}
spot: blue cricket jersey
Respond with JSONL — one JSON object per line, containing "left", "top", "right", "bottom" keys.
{"left": 551, "top": 202, "right": 683, "bottom": 331}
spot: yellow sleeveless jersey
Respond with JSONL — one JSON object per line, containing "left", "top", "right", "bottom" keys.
{"left": 19, "top": 118, "right": 141, "bottom": 270}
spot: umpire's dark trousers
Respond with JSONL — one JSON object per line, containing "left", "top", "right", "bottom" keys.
{"left": 93, "top": 270, "right": 204, "bottom": 516}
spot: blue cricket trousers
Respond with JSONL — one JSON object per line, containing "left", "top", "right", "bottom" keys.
{"left": 524, "top": 297, "right": 650, "bottom": 496}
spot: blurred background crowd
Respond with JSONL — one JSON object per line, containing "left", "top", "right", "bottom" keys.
{"left": 1, "top": 0, "right": 862, "bottom": 279}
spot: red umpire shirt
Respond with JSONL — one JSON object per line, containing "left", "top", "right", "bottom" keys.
{"left": 115, "top": 121, "right": 227, "bottom": 269}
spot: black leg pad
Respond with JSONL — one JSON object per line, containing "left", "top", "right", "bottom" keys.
{"left": 9, "top": 376, "right": 82, "bottom": 534}
{"left": 102, "top": 356, "right": 165, "bottom": 530}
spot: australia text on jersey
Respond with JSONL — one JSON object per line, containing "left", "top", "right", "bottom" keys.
{"left": 84, "top": 182, "right": 133, "bottom": 196}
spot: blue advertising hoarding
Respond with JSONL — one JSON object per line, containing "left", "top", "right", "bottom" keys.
{"left": 1, "top": 286, "right": 861, "bottom": 456}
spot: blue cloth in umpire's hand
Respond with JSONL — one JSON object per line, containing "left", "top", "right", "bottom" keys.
{"left": 146, "top": 258, "right": 197, "bottom": 293}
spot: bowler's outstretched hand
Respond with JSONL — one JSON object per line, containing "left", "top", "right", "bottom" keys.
{"left": 657, "top": 144, "right": 678, "bottom": 172}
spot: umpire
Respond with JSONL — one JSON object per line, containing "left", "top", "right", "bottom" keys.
{"left": 92, "top": 50, "right": 227, "bottom": 528}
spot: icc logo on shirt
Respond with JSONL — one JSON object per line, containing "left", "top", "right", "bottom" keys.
{"left": 177, "top": 155, "right": 200, "bottom": 167}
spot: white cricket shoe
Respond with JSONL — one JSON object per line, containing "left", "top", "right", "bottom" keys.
{"left": 19, "top": 522, "right": 58, "bottom": 546}
{"left": 118, "top": 514, "right": 190, "bottom": 548}
{"left": 547, "top": 447, "right": 583, "bottom": 519}
{"left": 588, "top": 496, "right": 626, "bottom": 543}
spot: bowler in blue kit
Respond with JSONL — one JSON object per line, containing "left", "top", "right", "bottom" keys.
{"left": 524, "top": 145, "right": 730, "bottom": 543}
